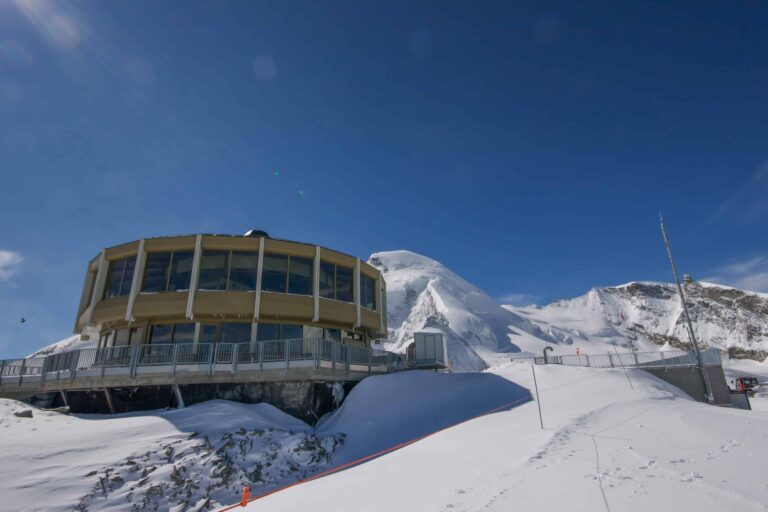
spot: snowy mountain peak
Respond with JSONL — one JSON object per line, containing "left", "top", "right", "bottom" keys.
{"left": 369, "top": 250, "right": 768, "bottom": 368}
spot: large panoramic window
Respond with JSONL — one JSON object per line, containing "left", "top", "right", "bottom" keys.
{"left": 169, "top": 251, "right": 194, "bottom": 291}
{"left": 142, "top": 252, "right": 172, "bottom": 292}
{"left": 361, "top": 274, "right": 376, "bottom": 310}
{"left": 335, "top": 265, "right": 353, "bottom": 302}
{"left": 256, "top": 323, "right": 305, "bottom": 341}
{"left": 199, "top": 324, "right": 218, "bottom": 344}
{"left": 262, "top": 254, "right": 288, "bottom": 293}
{"left": 104, "top": 256, "right": 137, "bottom": 299}
{"left": 142, "top": 251, "right": 193, "bottom": 292}
{"left": 256, "top": 323, "right": 280, "bottom": 342}
{"left": 221, "top": 323, "right": 252, "bottom": 344}
{"left": 318, "top": 262, "right": 354, "bottom": 302}
{"left": 288, "top": 257, "right": 313, "bottom": 295}
{"left": 148, "top": 324, "right": 173, "bottom": 344}
{"left": 319, "top": 262, "right": 335, "bottom": 299}
{"left": 229, "top": 251, "right": 259, "bottom": 291}
{"left": 148, "top": 323, "right": 194, "bottom": 344}
{"left": 173, "top": 323, "right": 195, "bottom": 344}
{"left": 198, "top": 250, "right": 229, "bottom": 290}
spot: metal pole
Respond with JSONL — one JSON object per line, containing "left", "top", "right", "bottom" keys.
{"left": 612, "top": 344, "right": 634, "bottom": 390}
{"left": 531, "top": 363, "right": 544, "bottom": 430}
{"left": 659, "top": 213, "right": 714, "bottom": 402}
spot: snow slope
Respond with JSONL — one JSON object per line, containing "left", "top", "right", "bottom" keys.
{"left": 369, "top": 251, "right": 555, "bottom": 370}
{"left": 0, "top": 400, "right": 343, "bottom": 511}
{"left": 0, "top": 371, "right": 531, "bottom": 511}
{"left": 248, "top": 363, "right": 768, "bottom": 512}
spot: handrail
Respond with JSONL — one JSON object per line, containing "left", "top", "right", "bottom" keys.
{"left": 532, "top": 348, "right": 722, "bottom": 368}
{"left": 0, "top": 338, "right": 407, "bottom": 386}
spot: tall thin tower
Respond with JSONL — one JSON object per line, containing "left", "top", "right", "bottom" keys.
{"left": 659, "top": 213, "right": 714, "bottom": 402}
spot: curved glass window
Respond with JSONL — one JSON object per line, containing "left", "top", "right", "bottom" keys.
{"left": 288, "top": 257, "right": 313, "bottom": 295}
{"left": 319, "top": 262, "right": 335, "bottom": 299}
{"left": 361, "top": 274, "right": 376, "bottom": 310}
{"left": 319, "top": 262, "right": 353, "bottom": 302}
{"left": 198, "top": 250, "right": 229, "bottom": 290}
{"left": 104, "top": 256, "right": 136, "bottom": 299}
{"left": 173, "top": 323, "right": 195, "bottom": 344}
{"left": 256, "top": 323, "right": 280, "bottom": 341}
{"left": 143, "top": 251, "right": 193, "bottom": 292}
{"left": 169, "top": 251, "right": 194, "bottom": 291}
{"left": 148, "top": 324, "right": 172, "bottom": 344}
{"left": 229, "top": 251, "right": 259, "bottom": 291}
{"left": 262, "top": 254, "right": 288, "bottom": 292}
{"left": 335, "top": 266, "right": 353, "bottom": 302}
{"left": 221, "top": 323, "right": 252, "bottom": 344}
{"left": 142, "top": 252, "right": 172, "bottom": 292}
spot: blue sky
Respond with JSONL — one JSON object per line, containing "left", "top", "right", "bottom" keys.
{"left": 1, "top": 0, "right": 767, "bottom": 357}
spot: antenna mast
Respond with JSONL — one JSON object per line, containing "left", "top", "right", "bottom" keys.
{"left": 659, "top": 213, "right": 713, "bottom": 402}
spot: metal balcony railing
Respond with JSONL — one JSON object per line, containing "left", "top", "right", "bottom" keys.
{"left": 0, "top": 338, "right": 407, "bottom": 388}
{"left": 532, "top": 348, "right": 722, "bottom": 368}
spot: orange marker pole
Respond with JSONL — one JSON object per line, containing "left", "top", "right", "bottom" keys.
{"left": 240, "top": 486, "right": 251, "bottom": 507}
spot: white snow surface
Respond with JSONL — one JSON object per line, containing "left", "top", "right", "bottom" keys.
{"left": 369, "top": 250, "right": 555, "bottom": 371}
{"left": 249, "top": 360, "right": 768, "bottom": 512}
{"left": 0, "top": 400, "right": 343, "bottom": 511}
{"left": 26, "top": 334, "right": 95, "bottom": 358}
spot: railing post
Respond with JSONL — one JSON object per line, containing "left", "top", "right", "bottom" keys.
{"left": 346, "top": 346, "right": 351, "bottom": 375}
{"left": 129, "top": 344, "right": 140, "bottom": 378}
{"left": 315, "top": 339, "right": 321, "bottom": 370}
{"left": 208, "top": 343, "right": 216, "bottom": 376}
{"left": 40, "top": 357, "right": 47, "bottom": 385}
{"left": 608, "top": 352, "right": 614, "bottom": 368}
{"left": 18, "top": 359, "right": 26, "bottom": 386}
{"left": 585, "top": 354, "right": 590, "bottom": 367}
{"left": 661, "top": 350, "right": 667, "bottom": 370}
{"left": 70, "top": 350, "right": 79, "bottom": 381}
{"left": 332, "top": 342, "right": 336, "bottom": 371}
{"left": 368, "top": 348, "right": 372, "bottom": 374}
{"left": 285, "top": 339, "right": 290, "bottom": 372}
{"left": 259, "top": 342, "right": 264, "bottom": 372}
{"left": 101, "top": 348, "right": 107, "bottom": 378}
{"left": 231, "top": 343, "right": 237, "bottom": 376}
{"left": 172, "top": 344, "right": 179, "bottom": 377}
{"left": 0, "top": 359, "right": 5, "bottom": 386}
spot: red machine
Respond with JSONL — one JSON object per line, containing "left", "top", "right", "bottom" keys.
{"left": 731, "top": 377, "right": 759, "bottom": 396}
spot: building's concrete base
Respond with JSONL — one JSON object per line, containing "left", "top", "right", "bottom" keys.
{"left": 37, "top": 381, "right": 356, "bottom": 424}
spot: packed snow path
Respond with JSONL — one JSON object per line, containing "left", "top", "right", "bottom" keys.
{"left": 248, "top": 364, "right": 768, "bottom": 512}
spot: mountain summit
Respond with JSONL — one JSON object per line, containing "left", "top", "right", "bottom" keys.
{"left": 371, "top": 250, "right": 768, "bottom": 369}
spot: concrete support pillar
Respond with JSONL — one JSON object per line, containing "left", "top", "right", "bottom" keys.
{"left": 173, "top": 384, "right": 185, "bottom": 408}
{"left": 125, "top": 238, "right": 146, "bottom": 322}
{"left": 59, "top": 390, "right": 69, "bottom": 408}
{"left": 354, "top": 258, "right": 361, "bottom": 328}
{"left": 186, "top": 235, "right": 203, "bottom": 320}
{"left": 377, "top": 276, "right": 385, "bottom": 336}
{"left": 312, "top": 245, "right": 321, "bottom": 322}
{"left": 86, "top": 250, "right": 109, "bottom": 326}
{"left": 250, "top": 322, "right": 258, "bottom": 352}
{"left": 253, "top": 237, "right": 265, "bottom": 320}
{"left": 104, "top": 388, "right": 116, "bottom": 414}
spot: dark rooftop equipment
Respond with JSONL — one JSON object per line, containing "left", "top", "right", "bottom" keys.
{"left": 243, "top": 229, "right": 270, "bottom": 238}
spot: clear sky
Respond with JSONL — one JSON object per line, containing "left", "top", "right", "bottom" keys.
{"left": 1, "top": 0, "right": 767, "bottom": 357}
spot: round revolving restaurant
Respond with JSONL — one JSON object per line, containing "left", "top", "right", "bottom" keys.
{"left": 74, "top": 229, "right": 388, "bottom": 350}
